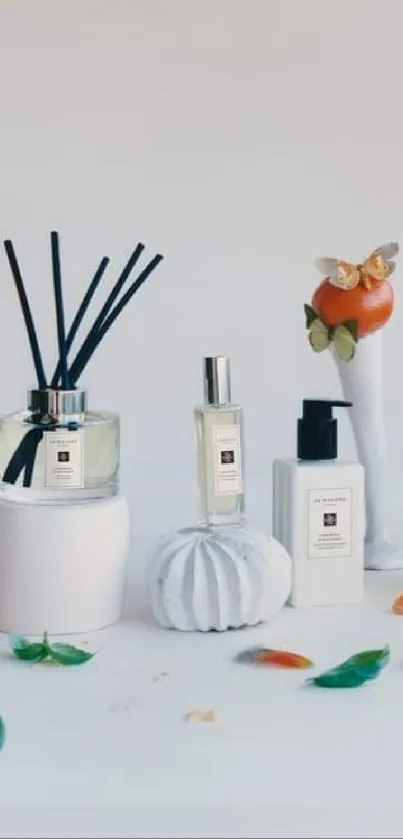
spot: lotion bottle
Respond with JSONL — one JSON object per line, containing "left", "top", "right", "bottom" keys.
{"left": 272, "top": 398, "right": 365, "bottom": 607}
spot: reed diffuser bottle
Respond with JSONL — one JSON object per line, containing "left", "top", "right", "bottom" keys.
{"left": 0, "top": 389, "right": 119, "bottom": 503}
{"left": 194, "top": 356, "right": 245, "bottom": 527}
{"left": 0, "top": 231, "right": 163, "bottom": 504}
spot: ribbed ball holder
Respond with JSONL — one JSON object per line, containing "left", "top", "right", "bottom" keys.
{"left": 148, "top": 525, "right": 292, "bottom": 632}
{"left": 0, "top": 494, "right": 130, "bottom": 635}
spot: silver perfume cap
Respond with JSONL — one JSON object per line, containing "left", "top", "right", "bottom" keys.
{"left": 203, "top": 356, "right": 231, "bottom": 405}
{"left": 28, "top": 388, "right": 87, "bottom": 419}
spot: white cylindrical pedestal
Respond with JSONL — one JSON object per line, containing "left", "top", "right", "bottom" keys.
{"left": 0, "top": 494, "right": 130, "bottom": 635}
{"left": 332, "top": 332, "right": 403, "bottom": 569}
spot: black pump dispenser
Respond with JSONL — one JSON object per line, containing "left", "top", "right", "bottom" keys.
{"left": 297, "top": 399, "right": 352, "bottom": 461}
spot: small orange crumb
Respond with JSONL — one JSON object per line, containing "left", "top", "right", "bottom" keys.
{"left": 185, "top": 708, "right": 217, "bottom": 723}
{"left": 392, "top": 593, "right": 403, "bottom": 615}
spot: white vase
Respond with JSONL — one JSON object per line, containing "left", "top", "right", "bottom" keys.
{"left": 332, "top": 331, "right": 403, "bottom": 569}
{"left": 148, "top": 526, "right": 292, "bottom": 632}
{"left": 0, "top": 494, "right": 130, "bottom": 634}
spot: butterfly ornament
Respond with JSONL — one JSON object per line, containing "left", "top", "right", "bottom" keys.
{"left": 304, "top": 242, "right": 399, "bottom": 362}
{"left": 316, "top": 241, "right": 399, "bottom": 291}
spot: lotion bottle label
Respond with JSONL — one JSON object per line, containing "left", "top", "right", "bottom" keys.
{"left": 308, "top": 487, "right": 352, "bottom": 559}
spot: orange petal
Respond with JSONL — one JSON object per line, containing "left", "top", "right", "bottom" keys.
{"left": 255, "top": 649, "right": 313, "bottom": 669}
{"left": 392, "top": 593, "right": 403, "bottom": 615}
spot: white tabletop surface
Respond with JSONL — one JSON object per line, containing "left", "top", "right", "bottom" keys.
{"left": 1, "top": 571, "right": 403, "bottom": 839}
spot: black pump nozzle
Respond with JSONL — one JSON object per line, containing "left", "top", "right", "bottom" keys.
{"left": 297, "top": 398, "right": 352, "bottom": 461}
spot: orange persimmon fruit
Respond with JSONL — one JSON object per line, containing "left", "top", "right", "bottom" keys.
{"left": 311, "top": 275, "right": 394, "bottom": 338}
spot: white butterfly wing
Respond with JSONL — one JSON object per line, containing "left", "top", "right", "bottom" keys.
{"left": 373, "top": 242, "right": 399, "bottom": 260}
{"left": 315, "top": 258, "right": 340, "bottom": 279}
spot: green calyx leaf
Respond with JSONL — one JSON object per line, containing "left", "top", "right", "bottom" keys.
{"left": 304, "top": 303, "right": 318, "bottom": 329}
{"left": 9, "top": 631, "right": 95, "bottom": 666}
{"left": 47, "top": 642, "right": 95, "bottom": 666}
{"left": 307, "top": 645, "right": 390, "bottom": 689}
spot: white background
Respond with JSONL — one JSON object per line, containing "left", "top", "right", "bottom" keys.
{"left": 1, "top": 0, "right": 403, "bottom": 606}
{"left": 2, "top": 5, "right": 403, "bottom": 837}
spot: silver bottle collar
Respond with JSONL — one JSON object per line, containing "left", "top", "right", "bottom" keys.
{"left": 28, "top": 388, "right": 87, "bottom": 419}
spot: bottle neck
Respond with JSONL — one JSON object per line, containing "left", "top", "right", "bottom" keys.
{"left": 28, "top": 388, "right": 87, "bottom": 423}
{"left": 204, "top": 398, "right": 231, "bottom": 408}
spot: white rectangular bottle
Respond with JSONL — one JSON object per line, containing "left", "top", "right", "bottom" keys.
{"left": 273, "top": 399, "right": 365, "bottom": 607}
{"left": 194, "top": 356, "right": 245, "bottom": 527}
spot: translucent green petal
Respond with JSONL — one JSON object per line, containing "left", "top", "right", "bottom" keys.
{"left": 307, "top": 645, "right": 389, "bottom": 689}
{"left": 309, "top": 319, "right": 330, "bottom": 352}
{"left": 48, "top": 642, "right": 95, "bottom": 666}
{"left": 9, "top": 634, "right": 48, "bottom": 662}
{"left": 333, "top": 324, "right": 356, "bottom": 362}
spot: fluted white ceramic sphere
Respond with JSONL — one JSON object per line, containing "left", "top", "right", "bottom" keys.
{"left": 148, "top": 526, "right": 292, "bottom": 632}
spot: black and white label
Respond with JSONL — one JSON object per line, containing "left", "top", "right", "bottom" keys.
{"left": 212, "top": 425, "right": 242, "bottom": 495}
{"left": 308, "top": 488, "right": 352, "bottom": 559}
{"left": 45, "top": 430, "right": 84, "bottom": 489}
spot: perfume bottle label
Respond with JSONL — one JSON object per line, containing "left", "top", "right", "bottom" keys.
{"left": 212, "top": 425, "right": 242, "bottom": 495}
{"left": 308, "top": 488, "right": 352, "bottom": 559}
{"left": 45, "top": 429, "right": 84, "bottom": 489}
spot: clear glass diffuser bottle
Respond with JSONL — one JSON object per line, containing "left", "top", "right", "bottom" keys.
{"left": 0, "top": 388, "right": 119, "bottom": 504}
{"left": 194, "top": 356, "right": 245, "bottom": 527}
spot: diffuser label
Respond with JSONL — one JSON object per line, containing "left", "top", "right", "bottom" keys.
{"left": 45, "top": 430, "right": 84, "bottom": 489}
{"left": 213, "top": 425, "right": 242, "bottom": 495}
{"left": 308, "top": 488, "right": 352, "bottom": 559}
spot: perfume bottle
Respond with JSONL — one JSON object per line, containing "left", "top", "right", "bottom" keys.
{"left": 0, "top": 388, "right": 119, "bottom": 504}
{"left": 272, "top": 398, "right": 365, "bottom": 607}
{"left": 194, "top": 356, "right": 245, "bottom": 527}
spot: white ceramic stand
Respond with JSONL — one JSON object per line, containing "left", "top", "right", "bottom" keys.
{"left": 0, "top": 494, "right": 130, "bottom": 635}
{"left": 333, "top": 331, "right": 403, "bottom": 569}
{"left": 148, "top": 526, "right": 291, "bottom": 632}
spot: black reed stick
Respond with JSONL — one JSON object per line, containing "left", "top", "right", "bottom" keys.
{"left": 22, "top": 429, "right": 44, "bottom": 487}
{"left": 3, "top": 240, "right": 47, "bottom": 390}
{"left": 2, "top": 426, "right": 41, "bottom": 483}
{"left": 51, "top": 256, "right": 109, "bottom": 388}
{"left": 86, "top": 244, "right": 144, "bottom": 336}
{"left": 69, "top": 253, "right": 163, "bottom": 383}
{"left": 67, "top": 244, "right": 146, "bottom": 382}
{"left": 51, "top": 231, "right": 70, "bottom": 389}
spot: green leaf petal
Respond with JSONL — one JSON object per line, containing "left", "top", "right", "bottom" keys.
{"left": 304, "top": 303, "right": 318, "bottom": 329}
{"left": 47, "top": 642, "right": 95, "bottom": 666}
{"left": 9, "top": 633, "right": 48, "bottom": 662}
{"left": 338, "top": 646, "right": 390, "bottom": 679}
{"left": 307, "top": 665, "right": 367, "bottom": 689}
{"left": 308, "top": 318, "right": 330, "bottom": 352}
{"left": 307, "top": 645, "right": 389, "bottom": 689}
{"left": 0, "top": 717, "right": 6, "bottom": 751}
{"left": 333, "top": 324, "right": 356, "bottom": 362}
{"left": 340, "top": 319, "right": 359, "bottom": 342}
